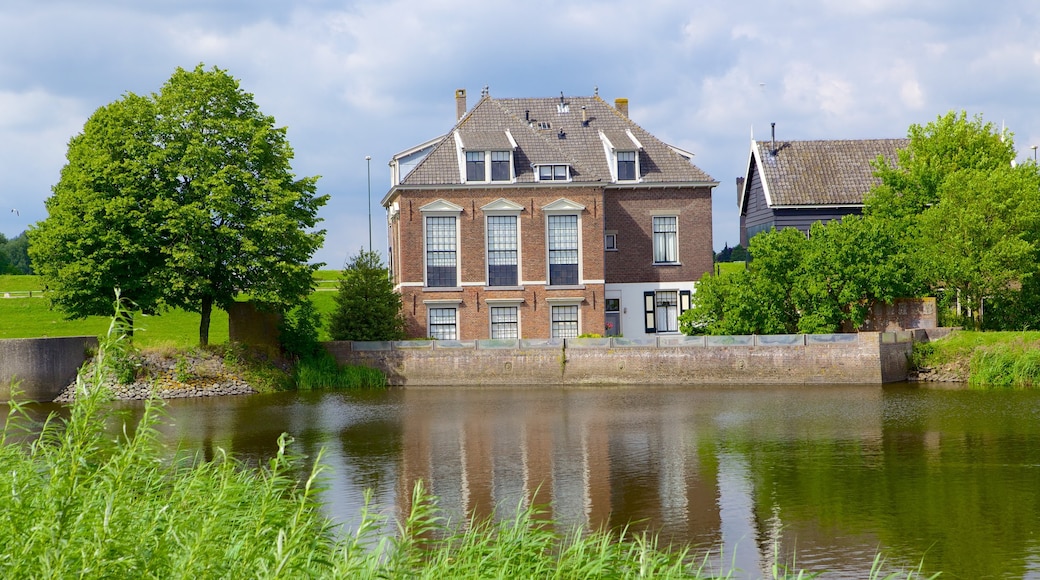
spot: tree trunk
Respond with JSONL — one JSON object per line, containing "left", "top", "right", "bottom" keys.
{"left": 199, "top": 295, "right": 212, "bottom": 346}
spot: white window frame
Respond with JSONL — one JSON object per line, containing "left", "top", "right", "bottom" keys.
{"left": 427, "top": 306, "right": 458, "bottom": 340}
{"left": 605, "top": 231, "right": 618, "bottom": 251}
{"left": 617, "top": 150, "right": 638, "bottom": 182}
{"left": 543, "top": 198, "right": 585, "bottom": 288}
{"left": 547, "top": 299, "right": 582, "bottom": 339}
{"left": 652, "top": 215, "right": 679, "bottom": 264}
{"left": 535, "top": 164, "right": 572, "bottom": 182}
{"left": 489, "top": 305, "right": 520, "bottom": 339}
{"left": 643, "top": 290, "right": 691, "bottom": 334}
{"left": 464, "top": 149, "right": 514, "bottom": 183}
{"left": 482, "top": 199, "right": 524, "bottom": 288}
{"left": 420, "top": 200, "right": 464, "bottom": 289}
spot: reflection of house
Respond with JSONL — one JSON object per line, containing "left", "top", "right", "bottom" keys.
{"left": 382, "top": 89, "right": 717, "bottom": 340}
{"left": 738, "top": 135, "right": 908, "bottom": 246}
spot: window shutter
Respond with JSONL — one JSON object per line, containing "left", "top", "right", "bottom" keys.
{"left": 679, "top": 290, "right": 691, "bottom": 314}
{"left": 644, "top": 291, "right": 656, "bottom": 333}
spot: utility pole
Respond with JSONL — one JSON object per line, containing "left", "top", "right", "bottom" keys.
{"left": 366, "top": 155, "right": 372, "bottom": 252}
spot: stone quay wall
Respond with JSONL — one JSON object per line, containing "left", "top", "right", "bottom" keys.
{"left": 0, "top": 336, "right": 98, "bottom": 402}
{"left": 324, "top": 331, "right": 915, "bottom": 386}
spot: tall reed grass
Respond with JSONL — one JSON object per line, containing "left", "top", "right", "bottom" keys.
{"left": 294, "top": 352, "right": 386, "bottom": 390}
{"left": 970, "top": 346, "right": 1040, "bottom": 388}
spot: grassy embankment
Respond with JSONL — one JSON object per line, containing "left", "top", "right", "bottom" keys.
{"left": 0, "top": 272, "right": 385, "bottom": 391}
{"left": 914, "top": 330, "right": 1040, "bottom": 387}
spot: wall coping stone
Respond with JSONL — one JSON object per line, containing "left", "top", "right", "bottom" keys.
{"left": 393, "top": 340, "right": 434, "bottom": 349}
{"left": 353, "top": 341, "right": 394, "bottom": 351}
{"left": 476, "top": 339, "right": 521, "bottom": 349}
{"left": 520, "top": 339, "right": 564, "bottom": 349}
{"left": 610, "top": 337, "right": 658, "bottom": 348}
{"left": 756, "top": 334, "right": 805, "bottom": 346}
{"left": 706, "top": 335, "right": 754, "bottom": 346}
{"left": 566, "top": 338, "right": 611, "bottom": 349}
{"left": 658, "top": 335, "right": 706, "bottom": 347}
{"left": 806, "top": 333, "right": 860, "bottom": 344}
{"left": 433, "top": 340, "right": 476, "bottom": 349}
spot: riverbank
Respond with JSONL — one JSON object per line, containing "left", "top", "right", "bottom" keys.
{"left": 910, "top": 330, "right": 1040, "bottom": 387}
{"left": 53, "top": 348, "right": 262, "bottom": 402}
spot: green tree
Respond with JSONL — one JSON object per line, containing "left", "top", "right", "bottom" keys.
{"left": 3, "top": 232, "right": 32, "bottom": 274}
{"left": 30, "top": 93, "right": 169, "bottom": 321}
{"left": 30, "top": 65, "right": 327, "bottom": 344}
{"left": 864, "top": 110, "right": 1040, "bottom": 329}
{"left": 0, "top": 232, "right": 10, "bottom": 274}
{"left": 866, "top": 111, "right": 1016, "bottom": 220}
{"left": 793, "top": 215, "right": 923, "bottom": 333}
{"left": 916, "top": 164, "right": 1040, "bottom": 328}
{"left": 329, "top": 249, "right": 405, "bottom": 341}
{"left": 680, "top": 228, "right": 806, "bottom": 335}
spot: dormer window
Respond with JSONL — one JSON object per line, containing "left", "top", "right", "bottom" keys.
{"left": 617, "top": 151, "right": 637, "bottom": 181}
{"left": 466, "top": 151, "right": 484, "bottom": 181}
{"left": 465, "top": 150, "right": 512, "bottom": 182}
{"left": 490, "top": 151, "right": 510, "bottom": 181}
{"left": 536, "top": 164, "right": 571, "bottom": 182}
{"left": 599, "top": 130, "right": 643, "bottom": 183}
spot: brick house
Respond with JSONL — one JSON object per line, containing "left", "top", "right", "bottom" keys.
{"left": 381, "top": 89, "right": 717, "bottom": 340}
{"left": 738, "top": 134, "right": 908, "bottom": 246}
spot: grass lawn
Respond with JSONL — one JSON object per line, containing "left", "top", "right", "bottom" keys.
{"left": 920, "top": 330, "right": 1040, "bottom": 367}
{"left": 1, "top": 272, "right": 341, "bottom": 345}
{"left": 714, "top": 262, "right": 746, "bottom": 277}
{"left": 0, "top": 275, "right": 43, "bottom": 294}
{"left": 0, "top": 297, "right": 229, "bottom": 348}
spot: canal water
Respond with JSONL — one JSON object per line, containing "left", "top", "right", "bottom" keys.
{"left": 18, "top": 384, "right": 1040, "bottom": 578}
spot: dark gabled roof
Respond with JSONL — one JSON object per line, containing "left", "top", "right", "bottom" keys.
{"left": 743, "top": 138, "right": 908, "bottom": 210}
{"left": 399, "top": 93, "right": 715, "bottom": 187}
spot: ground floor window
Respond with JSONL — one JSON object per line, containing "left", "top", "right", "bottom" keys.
{"left": 490, "top": 306, "right": 519, "bottom": 339}
{"left": 605, "top": 298, "right": 621, "bottom": 336}
{"left": 428, "top": 307, "right": 457, "bottom": 340}
{"left": 551, "top": 305, "right": 579, "bottom": 338}
{"left": 644, "top": 290, "right": 691, "bottom": 334}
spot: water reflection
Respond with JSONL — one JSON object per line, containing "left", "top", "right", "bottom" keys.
{"left": 8, "top": 385, "right": 1040, "bottom": 579}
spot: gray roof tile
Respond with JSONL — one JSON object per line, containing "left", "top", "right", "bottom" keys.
{"left": 401, "top": 94, "right": 715, "bottom": 186}
{"left": 754, "top": 139, "right": 908, "bottom": 206}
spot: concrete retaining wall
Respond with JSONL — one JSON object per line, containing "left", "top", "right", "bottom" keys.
{"left": 324, "top": 332, "right": 914, "bottom": 386}
{"left": 0, "top": 337, "right": 98, "bottom": 402}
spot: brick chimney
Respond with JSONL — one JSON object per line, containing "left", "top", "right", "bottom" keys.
{"left": 614, "top": 98, "right": 629, "bottom": 117}
{"left": 455, "top": 89, "right": 467, "bottom": 121}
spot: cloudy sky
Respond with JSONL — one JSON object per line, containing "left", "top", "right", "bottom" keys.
{"left": 2, "top": 0, "right": 1039, "bottom": 267}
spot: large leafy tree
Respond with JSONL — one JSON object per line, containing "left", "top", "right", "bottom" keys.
{"left": 30, "top": 93, "right": 168, "bottom": 320}
{"left": 30, "top": 65, "right": 327, "bottom": 344}
{"left": 865, "top": 111, "right": 1039, "bottom": 329}
{"left": 866, "top": 111, "right": 1016, "bottom": 220}
{"left": 916, "top": 165, "right": 1040, "bottom": 328}
{"left": 793, "top": 215, "right": 923, "bottom": 333}
{"left": 329, "top": 249, "right": 405, "bottom": 342}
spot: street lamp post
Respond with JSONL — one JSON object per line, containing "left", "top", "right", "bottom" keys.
{"left": 1032, "top": 145, "right": 1037, "bottom": 164}
{"left": 366, "top": 155, "right": 372, "bottom": 252}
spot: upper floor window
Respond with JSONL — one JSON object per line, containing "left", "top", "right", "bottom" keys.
{"left": 617, "top": 151, "right": 637, "bottom": 181}
{"left": 466, "top": 151, "right": 485, "bottom": 182}
{"left": 547, "top": 214, "right": 579, "bottom": 286}
{"left": 426, "top": 216, "right": 458, "bottom": 287}
{"left": 490, "top": 151, "right": 511, "bottom": 181}
{"left": 536, "top": 164, "right": 571, "bottom": 181}
{"left": 653, "top": 216, "right": 678, "bottom": 264}
{"left": 465, "top": 150, "right": 512, "bottom": 182}
{"left": 487, "top": 215, "right": 518, "bottom": 287}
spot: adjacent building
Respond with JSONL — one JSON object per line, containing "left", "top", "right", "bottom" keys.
{"left": 738, "top": 135, "right": 908, "bottom": 246}
{"left": 381, "top": 88, "right": 717, "bottom": 340}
